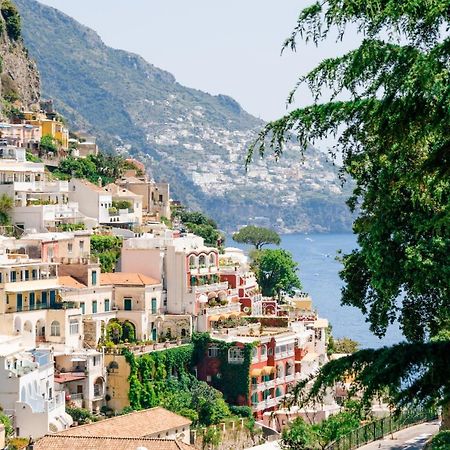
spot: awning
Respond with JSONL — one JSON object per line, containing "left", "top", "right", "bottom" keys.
{"left": 261, "top": 366, "right": 275, "bottom": 375}
{"left": 250, "top": 368, "right": 262, "bottom": 377}
{"left": 54, "top": 373, "right": 86, "bottom": 383}
{"left": 208, "top": 315, "right": 220, "bottom": 322}
{"left": 71, "top": 357, "right": 87, "bottom": 362}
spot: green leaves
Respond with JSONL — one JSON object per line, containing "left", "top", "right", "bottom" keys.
{"left": 256, "top": 249, "right": 302, "bottom": 299}
{"left": 232, "top": 225, "right": 281, "bottom": 250}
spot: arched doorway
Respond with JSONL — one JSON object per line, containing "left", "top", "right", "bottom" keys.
{"left": 93, "top": 377, "right": 104, "bottom": 399}
{"left": 14, "top": 316, "right": 22, "bottom": 334}
{"left": 36, "top": 319, "right": 46, "bottom": 342}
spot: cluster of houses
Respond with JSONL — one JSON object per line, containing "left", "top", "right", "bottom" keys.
{"left": 0, "top": 108, "right": 334, "bottom": 447}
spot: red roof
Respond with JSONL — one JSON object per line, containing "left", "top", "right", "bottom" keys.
{"left": 55, "top": 373, "right": 86, "bottom": 383}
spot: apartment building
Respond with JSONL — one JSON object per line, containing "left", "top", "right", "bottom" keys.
{"left": 121, "top": 231, "right": 241, "bottom": 332}
{"left": 69, "top": 178, "right": 141, "bottom": 229}
{"left": 0, "top": 336, "right": 72, "bottom": 439}
{"left": 196, "top": 317, "right": 328, "bottom": 419}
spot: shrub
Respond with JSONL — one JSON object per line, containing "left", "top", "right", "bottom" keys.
{"left": 430, "top": 431, "right": 450, "bottom": 450}
{"left": 230, "top": 405, "right": 253, "bottom": 418}
{"left": 66, "top": 407, "right": 98, "bottom": 424}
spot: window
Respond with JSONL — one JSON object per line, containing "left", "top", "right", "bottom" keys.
{"left": 208, "top": 346, "right": 219, "bottom": 358}
{"left": 104, "top": 299, "right": 110, "bottom": 312}
{"left": 31, "top": 269, "right": 37, "bottom": 280}
{"left": 91, "top": 270, "right": 97, "bottom": 286}
{"left": 124, "top": 298, "right": 132, "bottom": 311}
{"left": 10, "top": 271, "right": 16, "bottom": 282}
{"left": 80, "top": 303, "right": 85, "bottom": 314}
{"left": 92, "top": 300, "right": 97, "bottom": 314}
{"left": 199, "top": 255, "right": 206, "bottom": 266}
{"left": 252, "top": 347, "right": 258, "bottom": 361}
{"left": 151, "top": 297, "right": 157, "bottom": 314}
{"left": 261, "top": 345, "right": 267, "bottom": 358}
{"left": 68, "top": 243, "right": 73, "bottom": 254}
{"left": 228, "top": 347, "right": 244, "bottom": 363}
{"left": 50, "top": 321, "right": 60, "bottom": 336}
{"left": 79, "top": 240, "right": 84, "bottom": 252}
{"left": 70, "top": 320, "right": 79, "bottom": 335}
{"left": 93, "top": 356, "right": 99, "bottom": 366}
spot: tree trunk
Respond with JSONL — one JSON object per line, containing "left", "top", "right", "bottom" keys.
{"left": 441, "top": 400, "right": 450, "bottom": 430}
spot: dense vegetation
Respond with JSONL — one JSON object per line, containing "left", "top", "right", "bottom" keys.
{"left": 249, "top": 0, "right": 450, "bottom": 425}
{"left": 51, "top": 152, "right": 140, "bottom": 186}
{"left": 1, "top": 0, "right": 21, "bottom": 41}
{"left": 281, "top": 404, "right": 362, "bottom": 450}
{"left": 172, "top": 207, "right": 225, "bottom": 248}
{"left": 90, "top": 235, "right": 122, "bottom": 272}
{"left": 123, "top": 346, "right": 231, "bottom": 426}
{"left": 255, "top": 249, "right": 301, "bottom": 300}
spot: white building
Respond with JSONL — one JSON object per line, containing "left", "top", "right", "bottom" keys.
{"left": 69, "top": 178, "right": 141, "bottom": 229}
{"left": 0, "top": 145, "right": 82, "bottom": 232}
{"left": 0, "top": 335, "right": 72, "bottom": 439}
{"left": 121, "top": 231, "right": 241, "bottom": 332}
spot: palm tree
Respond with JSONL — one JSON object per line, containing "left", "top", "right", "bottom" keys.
{"left": 0, "top": 194, "right": 13, "bottom": 225}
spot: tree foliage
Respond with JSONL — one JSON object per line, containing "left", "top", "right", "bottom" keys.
{"left": 173, "top": 207, "right": 224, "bottom": 247}
{"left": 0, "top": 193, "right": 13, "bottom": 225}
{"left": 233, "top": 225, "right": 281, "bottom": 250}
{"left": 90, "top": 235, "right": 122, "bottom": 272}
{"left": 256, "top": 249, "right": 301, "bottom": 299}
{"left": 281, "top": 403, "right": 363, "bottom": 450}
{"left": 247, "top": 0, "right": 450, "bottom": 417}
{"left": 40, "top": 134, "right": 57, "bottom": 153}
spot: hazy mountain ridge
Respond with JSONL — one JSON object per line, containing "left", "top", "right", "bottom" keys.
{"left": 15, "top": 0, "right": 354, "bottom": 233}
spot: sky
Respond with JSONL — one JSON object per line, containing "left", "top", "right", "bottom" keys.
{"left": 37, "top": 0, "right": 358, "bottom": 122}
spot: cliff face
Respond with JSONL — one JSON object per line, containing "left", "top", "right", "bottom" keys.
{"left": 0, "top": 0, "right": 40, "bottom": 117}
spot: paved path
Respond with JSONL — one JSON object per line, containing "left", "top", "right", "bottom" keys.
{"left": 358, "top": 421, "right": 440, "bottom": 450}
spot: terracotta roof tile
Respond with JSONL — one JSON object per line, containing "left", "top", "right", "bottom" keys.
{"left": 58, "top": 276, "right": 87, "bottom": 289}
{"left": 100, "top": 272, "right": 160, "bottom": 286}
{"left": 58, "top": 407, "right": 191, "bottom": 438}
{"left": 35, "top": 435, "right": 193, "bottom": 450}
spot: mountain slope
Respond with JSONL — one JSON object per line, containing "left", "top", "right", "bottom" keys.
{"left": 14, "top": 0, "right": 354, "bottom": 233}
{"left": 0, "top": 0, "right": 40, "bottom": 116}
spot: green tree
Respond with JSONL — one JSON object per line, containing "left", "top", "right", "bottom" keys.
{"left": 0, "top": 194, "right": 13, "bottom": 225}
{"left": 91, "top": 235, "right": 122, "bottom": 272}
{"left": 280, "top": 417, "right": 316, "bottom": 450}
{"left": 40, "top": 134, "right": 57, "bottom": 154}
{"left": 311, "top": 411, "right": 360, "bottom": 450}
{"left": 233, "top": 225, "right": 281, "bottom": 250}
{"left": 331, "top": 337, "right": 359, "bottom": 355}
{"left": 106, "top": 321, "right": 122, "bottom": 345}
{"left": 256, "top": 249, "right": 301, "bottom": 300}
{"left": 248, "top": 0, "right": 450, "bottom": 423}
{"left": 186, "top": 222, "right": 222, "bottom": 248}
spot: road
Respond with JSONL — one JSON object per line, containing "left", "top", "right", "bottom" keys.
{"left": 358, "top": 421, "right": 440, "bottom": 450}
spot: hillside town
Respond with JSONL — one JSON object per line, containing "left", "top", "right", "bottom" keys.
{"left": 0, "top": 103, "right": 337, "bottom": 449}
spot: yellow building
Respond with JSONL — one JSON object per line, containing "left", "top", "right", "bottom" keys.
{"left": 27, "top": 118, "right": 69, "bottom": 150}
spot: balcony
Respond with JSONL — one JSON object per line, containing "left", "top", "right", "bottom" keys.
{"left": 252, "top": 397, "right": 278, "bottom": 412}
{"left": 193, "top": 282, "right": 229, "bottom": 294}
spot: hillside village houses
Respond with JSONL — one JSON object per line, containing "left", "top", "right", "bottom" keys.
{"left": 0, "top": 106, "right": 333, "bottom": 445}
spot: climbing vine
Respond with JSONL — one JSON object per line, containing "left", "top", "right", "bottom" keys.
{"left": 123, "top": 344, "right": 233, "bottom": 426}
{"left": 192, "top": 332, "right": 255, "bottom": 406}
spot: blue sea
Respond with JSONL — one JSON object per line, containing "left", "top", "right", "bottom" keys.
{"left": 230, "top": 233, "right": 403, "bottom": 349}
